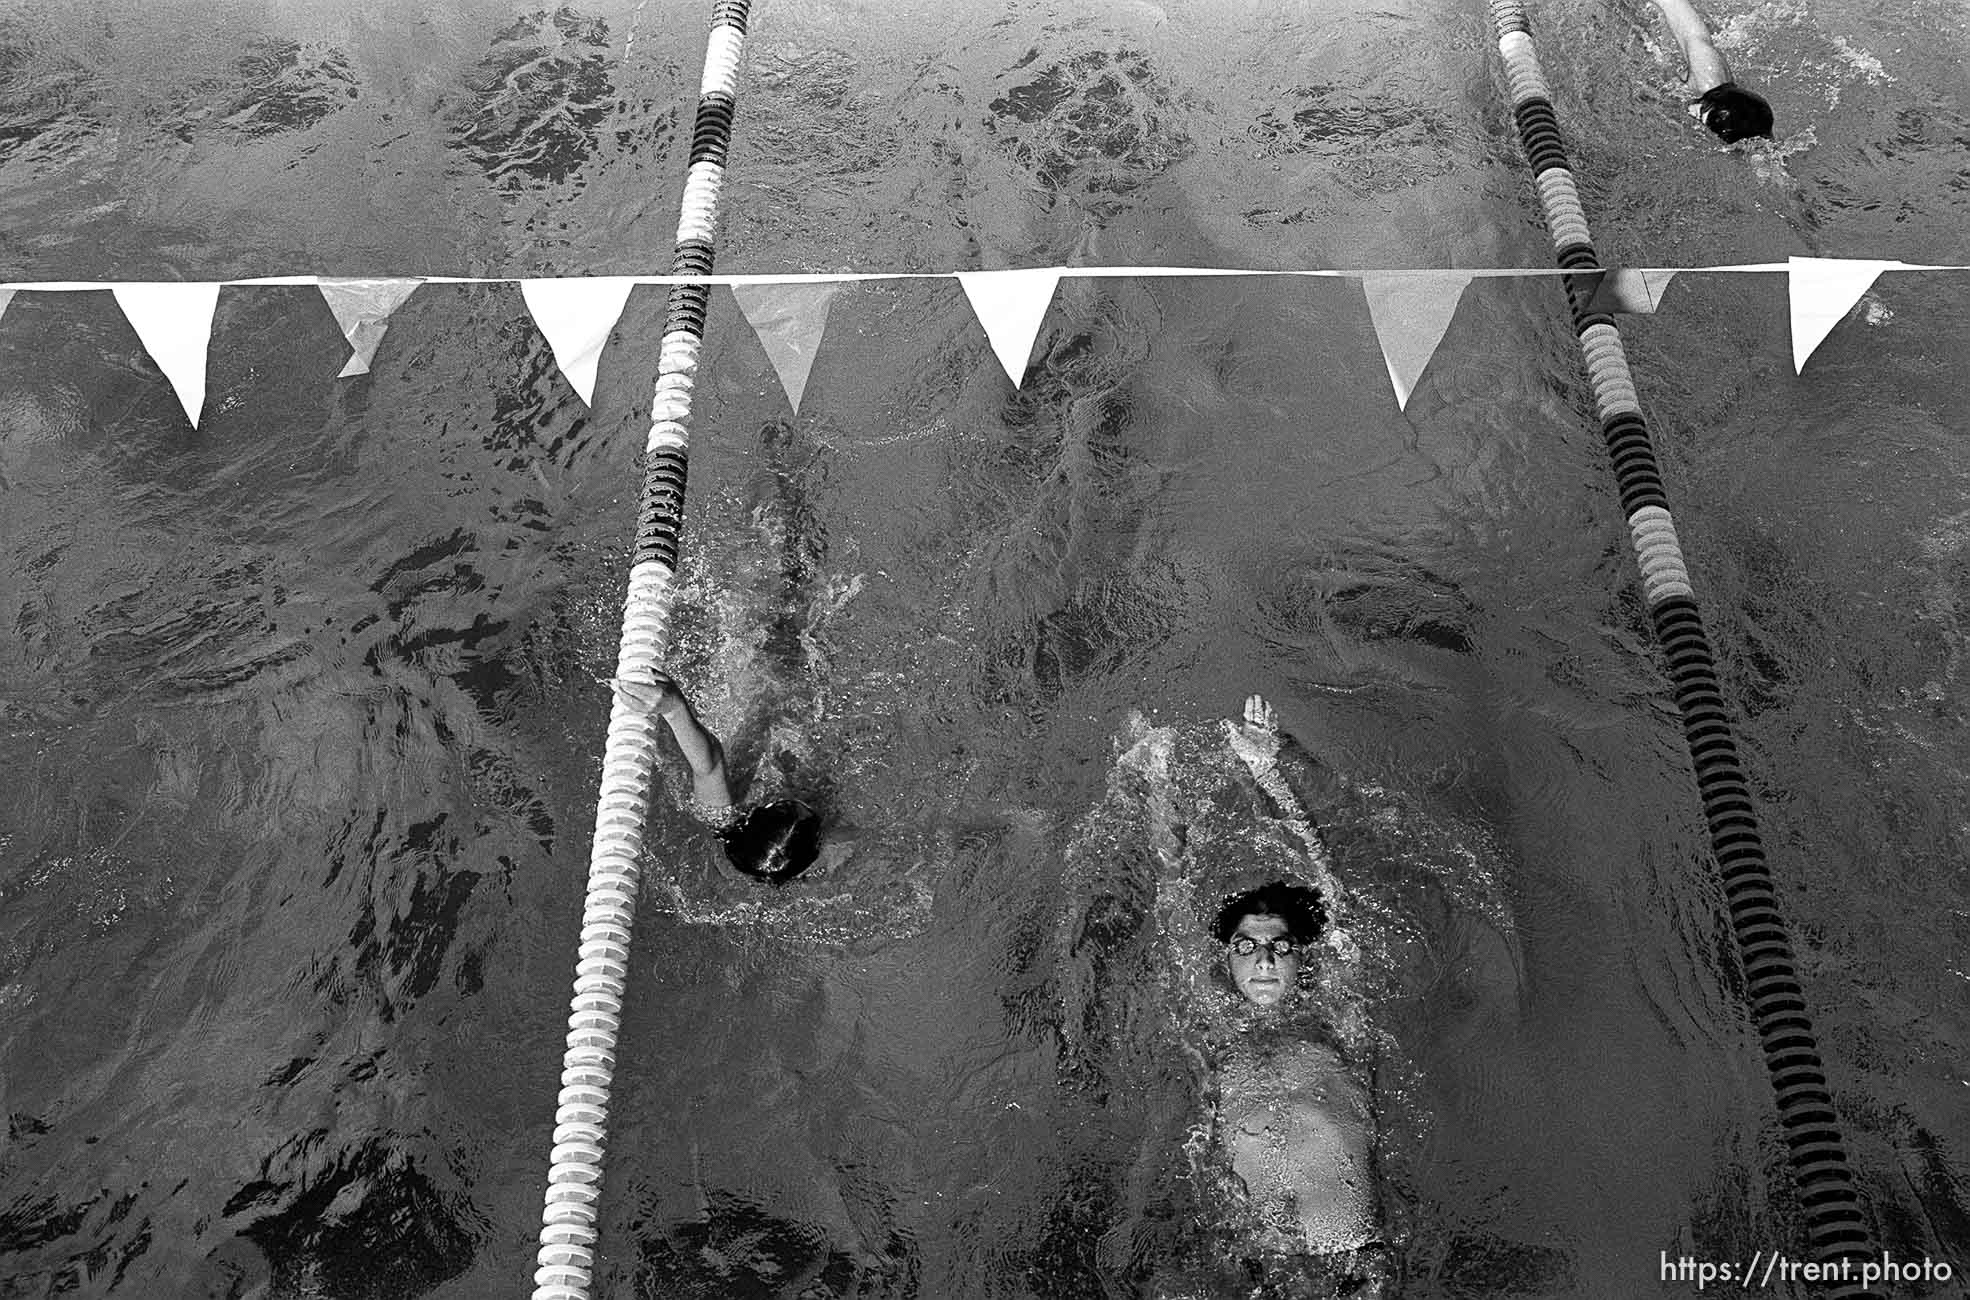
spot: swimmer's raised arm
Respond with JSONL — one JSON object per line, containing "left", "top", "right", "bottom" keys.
{"left": 1647, "top": 0, "right": 1774, "bottom": 141}
{"left": 1229, "top": 694, "right": 1339, "bottom": 875}
{"left": 613, "top": 669, "right": 734, "bottom": 810}
{"left": 1232, "top": 695, "right": 1327, "bottom": 807}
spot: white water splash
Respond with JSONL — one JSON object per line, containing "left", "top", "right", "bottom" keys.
{"left": 1749, "top": 124, "right": 1816, "bottom": 187}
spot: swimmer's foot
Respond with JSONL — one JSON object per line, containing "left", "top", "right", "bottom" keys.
{"left": 1242, "top": 694, "right": 1279, "bottom": 734}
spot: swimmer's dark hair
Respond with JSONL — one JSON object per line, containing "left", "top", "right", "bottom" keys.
{"left": 720, "top": 799, "right": 823, "bottom": 884}
{"left": 1212, "top": 881, "right": 1328, "bottom": 946}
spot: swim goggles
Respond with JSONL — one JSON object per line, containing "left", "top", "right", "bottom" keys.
{"left": 1228, "top": 935, "right": 1297, "bottom": 958}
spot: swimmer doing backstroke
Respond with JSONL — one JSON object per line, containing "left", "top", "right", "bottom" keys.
{"left": 1205, "top": 696, "right": 1388, "bottom": 1293}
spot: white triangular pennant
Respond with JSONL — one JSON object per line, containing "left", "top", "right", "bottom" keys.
{"left": 1790, "top": 257, "right": 1899, "bottom": 373}
{"left": 520, "top": 277, "right": 637, "bottom": 406}
{"left": 1585, "top": 267, "right": 1680, "bottom": 314}
{"left": 1632, "top": 267, "right": 1680, "bottom": 312}
{"left": 0, "top": 288, "right": 14, "bottom": 325}
{"left": 1360, "top": 272, "right": 1473, "bottom": 409}
{"left": 319, "top": 278, "right": 421, "bottom": 378}
{"left": 731, "top": 282, "right": 839, "bottom": 413}
{"left": 112, "top": 283, "right": 221, "bottom": 427}
{"left": 957, "top": 269, "right": 1063, "bottom": 387}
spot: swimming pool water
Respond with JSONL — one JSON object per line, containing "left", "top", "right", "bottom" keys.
{"left": 2, "top": 1, "right": 1967, "bottom": 1297}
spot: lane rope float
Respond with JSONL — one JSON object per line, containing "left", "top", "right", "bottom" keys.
{"left": 1485, "top": 3, "right": 1882, "bottom": 1292}
{"left": 530, "top": 2, "right": 752, "bottom": 1297}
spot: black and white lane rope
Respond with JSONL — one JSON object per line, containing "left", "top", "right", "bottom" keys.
{"left": 532, "top": 3, "right": 751, "bottom": 1298}
{"left": 1486, "top": 2, "right": 1880, "bottom": 1292}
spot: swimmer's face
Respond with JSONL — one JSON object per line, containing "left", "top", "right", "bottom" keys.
{"left": 1226, "top": 913, "right": 1301, "bottom": 1007}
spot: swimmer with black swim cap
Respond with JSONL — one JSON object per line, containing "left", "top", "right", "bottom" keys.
{"left": 1648, "top": 0, "right": 1774, "bottom": 141}
{"left": 613, "top": 669, "right": 823, "bottom": 883}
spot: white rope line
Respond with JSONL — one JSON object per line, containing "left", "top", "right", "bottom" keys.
{"left": 532, "top": 555, "right": 679, "bottom": 1299}
{"left": 1629, "top": 506, "right": 1696, "bottom": 603}
{"left": 674, "top": 162, "right": 727, "bottom": 246}
{"left": 529, "top": 7, "right": 745, "bottom": 1295}
{"left": 700, "top": 25, "right": 745, "bottom": 98}
{"left": 1581, "top": 324, "right": 1644, "bottom": 419}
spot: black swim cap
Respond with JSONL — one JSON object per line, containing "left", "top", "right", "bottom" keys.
{"left": 720, "top": 799, "right": 823, "bottom": 884}
{"left": 1698, "top": 83, "right": 1775, "bottom": 143}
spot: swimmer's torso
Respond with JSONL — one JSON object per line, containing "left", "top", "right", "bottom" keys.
{"left": 1217, "top": 1037, "right": 1380, "bottom": 1255}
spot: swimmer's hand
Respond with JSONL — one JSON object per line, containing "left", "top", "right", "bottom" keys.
{"left": 1228, "top": 692, "right": 1284, "bottom": 774}
{"left": 1695, "top": 82, "right": 1773, "bottom": 142}
{"left": 610, "top": 669, "right": 689, "bottom": 718}
{"left": 1242, "top": 694, "right": 1279, "bottom": 735}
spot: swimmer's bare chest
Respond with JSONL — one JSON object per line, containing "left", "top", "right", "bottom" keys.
{"left": 1219, "top": 1039, "right": 1379, "bottom": 1252}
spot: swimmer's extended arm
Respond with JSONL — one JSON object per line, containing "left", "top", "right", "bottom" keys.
{"left": 613, "top": 670, "right": 734, "bottom": 809}
{"left": 1231, "top": 697, "right": 1330, "bottom": 820}
{"left": 1230, "top": 695, "right": 1342, "bottom": 876}
{"left": 1647, "top": 0, "right": 1774, "bottom": 140}
{"left": 1649, "top": 0, "right": 1729, "bottom": 90}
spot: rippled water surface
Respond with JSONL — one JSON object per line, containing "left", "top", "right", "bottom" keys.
{"left": 2, "top": 0, "right": 1967, "bottom": 1297}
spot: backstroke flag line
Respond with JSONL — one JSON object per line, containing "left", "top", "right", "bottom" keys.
{"left": 0, "top": 259, "right": 1962, "bottom": 426}
{"left": 1360, "top": 271, "right": 1474, "bottom": 409}
{"left": 111, "top": 283, "right": 221, "bottom": 428}
{"left": 731, "top": 282, "right": 840, "bottom": 413}
{"left": 320, "top": 278, "right": 422, "bottom": 378}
